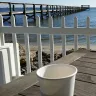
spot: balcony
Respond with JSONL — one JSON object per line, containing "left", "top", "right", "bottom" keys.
{"left": 0, "top": 15, "right": 96, "bottom": 96}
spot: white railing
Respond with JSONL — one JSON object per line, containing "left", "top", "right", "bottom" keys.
{"left": 0, "top": 14, "right": 95, "bottom": 84}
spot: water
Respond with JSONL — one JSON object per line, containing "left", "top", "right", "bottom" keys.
{"left": 1, "top": 8, "right": 96, "bottom": 45}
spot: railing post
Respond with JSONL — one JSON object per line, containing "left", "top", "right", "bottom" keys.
{"left": 62, "top": 6, "right": 64, "bottom": 15}
{"left": 74, "top": 17, "right": 78, "bottom": 51}
{"left": 46, "top": 5, "right": 49, "bottom": 17}
{"left": 49, "top": 16, "right": 54, "bottom": 62}
{"left": 40, "top": 5, "right": 43, "bottom": 20}
{"left": 9, "top": 3, "right": 12, "bottom": 15}
{"left": 33, "top": 4, "right": 36, "bottom": 21}
{"left": 52, "top": 5, "right": 54, "bottom": 17}
{"left": 11, "top": 15, "right": 21, "bottom": 77}
{"left": 36, "top": 16, "right": 43, "bottom": 67}
{"left": 13, "top": 4, "right": 15, "bottom": 11}
{"left": 66, "top": 6, "right": 68, "bottom": 15}
{"left": 0, "top": 15, "right": 11, "bottom": 86}
{"left": 23, "top": 15, "right": 31, "bottom": 73}
{"left": 23, "top": 4, "right": 26, "bottom": 15}
{"left": 61, "top": 16, "right": 66, "bottom": 56}
{"left": 60, "top": 6, "right": 62, "bottom": 16}
{"left": 86, "top": 17, "right": 90, "bottom": 50}
{"left": 56, "top": 5, "right": 58, "bottom": 16}
{"left": 65, "top": 6, "right": 66, "bottom": 15}
{"left": 50, "top": 5, "right": 51, "bottom": 10}
{"left": 0, "top": 15, "right": 5, "bottom": 46}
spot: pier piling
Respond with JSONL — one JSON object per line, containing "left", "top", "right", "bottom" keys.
{"left": 0, "top": 2, "right": 90, "bottom": 24}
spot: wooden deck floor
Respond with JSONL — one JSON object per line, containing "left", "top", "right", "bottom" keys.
{"left": 14, "top": 50, "right": 96, "bottom": 96}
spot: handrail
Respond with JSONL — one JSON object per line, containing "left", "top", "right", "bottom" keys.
{"left": 0, "top": 2, "right": 90, "bottom": 7}
{"left": 0, "top": 14, "right": 92, "bottom": 86}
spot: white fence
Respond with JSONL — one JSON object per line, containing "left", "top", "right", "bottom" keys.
{"left": 0, "top": 14, "right": 95, "bottom": 84}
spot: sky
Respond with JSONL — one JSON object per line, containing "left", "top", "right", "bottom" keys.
{"left": 0, "top": 0, "right": 95, "bottom": 7}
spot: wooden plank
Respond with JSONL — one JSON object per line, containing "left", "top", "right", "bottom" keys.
{"left": 75, "top": 66, "right": 96, "bottom": 75}
{"left": 15, "top": 80, "right": 96, "bottom": 96}
{"left": 0, "top": 50, "right": 92, "bottom": 96}
{"left": 76, "top": 73, "right": 96, "bottom": 84}
{"left": 82, "top": 52, "right": 96, "bottom": 59}
{"left": 0, "top": 71, "right": 38, "bottom": 96}
{"left": 52, "top": 49, "right": 88, "bottom": 64}
{"left": 14, "top": 85, "right": 41, "bottom": 96}
{"left": 78, "top": 57, "right": 96, "bottom": 63}
{"left": 71, "top": 60, "right": 96, "bottom": 69}
{"left": 75, "top": 80, "right": 96, "bottom": 96}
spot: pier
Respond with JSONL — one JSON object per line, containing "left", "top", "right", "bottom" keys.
{"left": 0, "top": 2, "right": 90, "bottom": 23}
{"left": 0, "top": 9, "right": 96, "bottom": 96}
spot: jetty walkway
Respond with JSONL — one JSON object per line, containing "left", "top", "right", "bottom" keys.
{"left": 0, "top": 2, "right": 90, "bottom": 23}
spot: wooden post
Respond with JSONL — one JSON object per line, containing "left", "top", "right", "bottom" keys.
{"left": 72, "top": 7, "right": 74, "bottom": 13}
{"left": 60, "top": 6, "right": 62, "bottom": 16}
{"left": 9, "top": 3, "right": 12, "bottom": 15}
{"left": 52, "top": 5, "right": 54, "bottom": 17}
{"left": 12, "top": 4, "right": 16, "bottom": 23}
{"left": 69, "top": 6, "right": 71, "bottom": 14}
{"left": 0, "top": 15, "right": 5, "bottom": 46}
{"left": 75, "top": 7, "right": 77, "bottom": 13}
{"left": 62, "top": 6, "right": 64, "bottom": 15}
{"left": 71, "top": 6, "right": 72, "bottom": 14}
{"left": 50, "top": 5, "right": 51, "bottom": 10}
{"left": 77, "top": 7, "right": 78, "bottom": 12}
{"left": 46, "top": 5, "right": 49, "bottom": 17}
{"left": 67, "top": 6, "right": 69, "bottom": 15}
{"left": 74, "top": 17, "right": 78, "bottom": 51}
{"left": 36, "top": 16, "right": 43, "bottom": 67}
{"left": 65, "top": 6, "right": 66, "bottom": 15}
{"left": 53, "top": 5, "right": 55, "bottom": 16}
{"left": 49, "top": 16, "right": 54, "bottom": 62}
{"left": 13, "top": 4, "right": 15, "bottom": 11}
{"left": 86, "top": 17, "right": 90, "bottom": 50}
{"left": 23, "top": 15, "right": 31, "bottom": 73}
{"left": 40, "top": 5, "right": 43, "bottom": 20}
{"left": 23, "top": 4, "right": 26, "bottom": 15}
{"left": 67, "top": 6, "right": 68, "bottom": 15}
{"left": 11, "top": 15, "right": 21, "bottom": 77}
{"left": 33, "top": 4, "right": 36, "bottom": 21}
{"left": 70, "top": 6, "right": 72, "bottom": 14}
{"left": 56, "top": 5, "right": 58, "bottom": 16}
{"left": 49, "top": 5, "right": 51, "bottom": 16}
{"left": 61, "top": 16, "right": 66, "bottom": 56}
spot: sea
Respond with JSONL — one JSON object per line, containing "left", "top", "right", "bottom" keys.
{"left": 0, "top": 7, "right": 96, "bottom": 46}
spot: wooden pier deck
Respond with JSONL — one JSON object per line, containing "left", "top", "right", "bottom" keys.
{"left": 0, "top": 2, "right": 90, "bottom": 23}
{"left": 0, "top": 49, "right": 96, "bottom": 96}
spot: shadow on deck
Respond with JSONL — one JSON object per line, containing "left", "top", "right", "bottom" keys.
{"left": 0, "top": 49, "right": 96, "bottom": 96}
